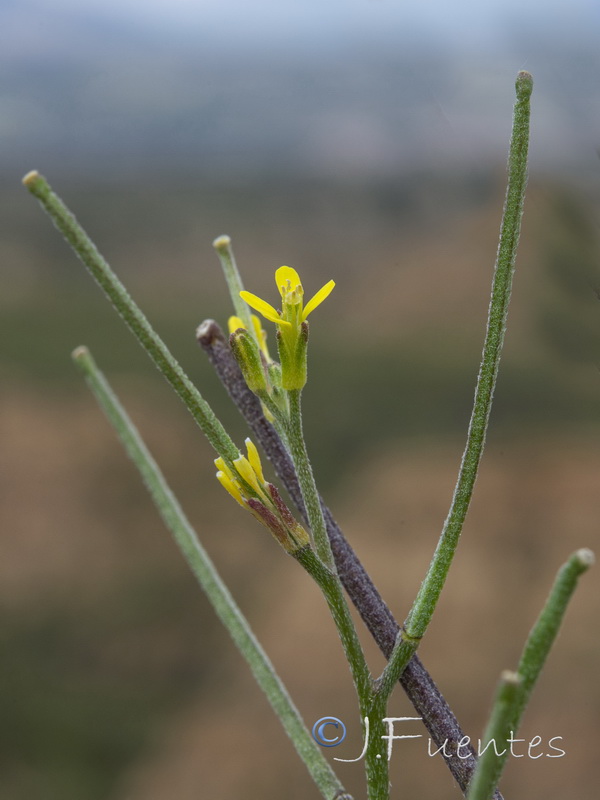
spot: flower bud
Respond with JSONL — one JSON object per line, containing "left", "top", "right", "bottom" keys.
{"left": 229, "top": 326, "right": 268, "bottom": 394}
{"left": 214, "top": 439, "right": 311, "bottom": 554}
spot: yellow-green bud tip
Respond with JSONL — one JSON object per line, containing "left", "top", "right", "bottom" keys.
{"left": 516, "top": 71, "right": 533, "bottom": 98}
{"left": 212, "top": 234, "right": 231, "bottom": 251}
{"left": 22, "top": 169, "right": 41, "bottom": 187}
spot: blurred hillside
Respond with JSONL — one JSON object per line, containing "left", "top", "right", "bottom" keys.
{"left": 3, "top": 169, "right": 600, "bottom": 453}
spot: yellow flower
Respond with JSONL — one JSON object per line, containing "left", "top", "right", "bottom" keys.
{"left": 240, "top": 266, "right": 335, "bottom": 329}
{"left": 239, "top": 267, "right": 335, "bottom": 390}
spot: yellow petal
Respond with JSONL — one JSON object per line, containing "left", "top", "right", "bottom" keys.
{"left": 214, "top": 456, "right": 235, "bottom": 482}
{"left": 275, "top": 266, "right": 302, "bottom": 297}
{"left": 228, "top": 315, "right": 245, "bottom": 334}
{"left": 250, "top": 314, "right": 263, "bottom": 338}
{"left": 251, "top": 314, "right": 270, "bottom": 359}
{"left": 240, "top": 291, "right": 292, "bottom": 327}
{"left": 239, "top": 291, "right": 291, "bottom": 326}
{"left": 233, "top": 455, "right": 262, "bottom": 493}
{"left": 301, "top": 279, "right": 335, "bottom": 320}
{"left": 216, "top": 470, "right": 245, "bottom": 506}
{"left": 245, "top": 438, "right": 265, "bottom": 484}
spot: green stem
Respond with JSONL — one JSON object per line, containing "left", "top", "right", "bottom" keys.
{"left": 468, "top": 548, "right": 593, "bottom": 800}
{"left": 403, "top": 71, "right": 533, "bottom": 642}
{"left": 72, "top": 345, "right": 352, "bottom": 800}
{"left": 285, "top": 389, "right": 334, "bottom": 568}
{"left": 285, "top": 390, "right": 369, "bottom": 692}
{"left": 466, "top": 672, "right": 522, "bottom": 800}
{"left": 213, "top": 234, "right": 255, "bottom": 336}
{"left": 285, "top": 390, "right": 370, "bottom": 695}
{"left": 513, "top": 548, "right": 594, "bottom": 724}
{"left": 23, "top": 171, "right": 239, "bottom": 466}
{"left": 376, "top": 632, "right": 419, "bottom": 702}
{"left": 287, "top": 390, "right": 384, "bottom": 797}
{"left": 295, "top": 549, "right": 387, "bottom": 800}
{"left": 296, "top": 549, "right": 371, "bottom": 702}
{"left": 363, "top": 694, "right": 392, "bottom": 800}
{"left": 257, "top": 388, "right": 290, "bottom": 439}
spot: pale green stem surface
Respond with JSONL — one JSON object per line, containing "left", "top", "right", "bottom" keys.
{"left": 468, "top": 548, "right": 593, "bottom": 800}
{"left": 513, "top": 548, "right": 594, "bottom": 724}
{"left": 466, "top": 672, "right": 521, "bottom": 800}
{"left": 72, "top": 345, "right": 351, "bottom": 800}
{"left": 213, "top": 234, "right": 255, "bottom": 336}
{"left": 377, "top": 72, "right": 533, "bottom": 699}
{"left": 403, "top": 72, "right": 533, "bottom": 642}
{"left": 295, "top": 549, "right": 371, "bottom": 705}
{"left": 285, "top": 391, "right": 368, "bottom": 700}
{"left": 376, "top": 634, "right": 419, "bottom": 701}
{"left": 23, "top": 171, "right": 239, "bottom": 467}
{"left": 285, "top": 389, "right": 335, "bottom": 568}
{"left": 257, "top": 388, "right": 290, "bottom": 440}
{"left": 300, "top": 552, "right": 387, "bottom": 800}
{"left": 362, "top": 693, "right": 393, "bottom": 800}
{"left": 287, "top": 392, "right": 384, "bottom": 798}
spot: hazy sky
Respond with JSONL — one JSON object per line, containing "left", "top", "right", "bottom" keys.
{"left": 3, "top": 0, "right": 599, "bottom": 179}
{"left": 9, "top": 0, "right": 599, "bottom": 51}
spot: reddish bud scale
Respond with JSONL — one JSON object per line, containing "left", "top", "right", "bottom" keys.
{"left": 267, "top": 483, "right": 296, "bottom": 527}
{"left": 246, "top": 498, "right": 290, "bottom": 549}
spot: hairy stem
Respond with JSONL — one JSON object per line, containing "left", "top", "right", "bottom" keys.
{"left": 466, "top": 672, "right": 521, "bottom": 800}
{"left": 285, "top": 389, "right": 334, "bottom": 568}
{"left": 213, "top": 234, "right": 256, "bottom": 336}
{"left": 404, "top": 72, "right": 533, "bottom": 641}
{"left": 468, "top": 548, "right": 593, "bottom": 800}
{"left": 513, "top": 548, "right": 594, "bottom": 725}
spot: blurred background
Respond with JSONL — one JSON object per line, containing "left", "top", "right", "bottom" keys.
{"left": 1, "top": 1, "right": 599, "bottom": 798}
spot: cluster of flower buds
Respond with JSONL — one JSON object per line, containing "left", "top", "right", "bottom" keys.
{"left": 215, "top": 438, "right": 311, "bottom": 554}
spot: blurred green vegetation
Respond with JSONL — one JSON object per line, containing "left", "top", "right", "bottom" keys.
{"left": 0, "top": 575, "right": 204, "bottom": 800}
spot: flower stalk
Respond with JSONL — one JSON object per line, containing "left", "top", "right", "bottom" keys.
{"left": 296, "top": 551, "right": 389, "bottom": 800}
{"left": 285, "top": 389, "right": 335, "bottom": 567}
{"left": 289, "top": 397, "right": 384, "bottom": 797}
